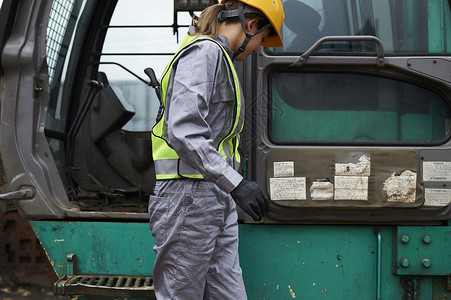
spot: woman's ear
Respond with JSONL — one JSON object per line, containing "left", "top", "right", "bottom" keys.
{"left": 246, "top": 19, "right": 260, "bottom": 33}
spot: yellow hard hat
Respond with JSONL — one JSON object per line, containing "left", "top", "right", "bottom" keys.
{"left": 221, "top": 0, "right": 285, "bottom": 47}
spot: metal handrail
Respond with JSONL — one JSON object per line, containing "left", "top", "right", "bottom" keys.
{"left": 290, "top": 35, "right": 385, "bottom": 67}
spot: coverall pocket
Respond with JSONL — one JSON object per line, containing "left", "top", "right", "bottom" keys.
{"left": 183, "top": 189, "right": 224, "bottom": 254}
{"left": 148, "top": 195, "right": 168, "bottom": 247}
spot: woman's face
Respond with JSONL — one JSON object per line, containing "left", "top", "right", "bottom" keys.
{"left": 234, "top": 20, "right": 271, "bottom": 61}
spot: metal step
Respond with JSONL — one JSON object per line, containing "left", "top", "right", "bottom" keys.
{"left": 54, "top": 274, "right": 155, "bottom": 298}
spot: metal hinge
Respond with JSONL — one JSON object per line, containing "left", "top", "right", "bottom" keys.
{"left": 0, "top": 189, "right": 34, "bottom": 214}
{"left": 0, "top": 189, "right": 34, "bottom": 200}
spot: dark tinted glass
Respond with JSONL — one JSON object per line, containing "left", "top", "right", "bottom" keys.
{"left": 272, "top": 0, "right": 451, "bottom": 54}
{"left": 271, "top": 72, "right": 451, "bottom": 143}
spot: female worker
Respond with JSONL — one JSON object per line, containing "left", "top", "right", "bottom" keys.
{"left": 148, "top": 0, "right": 284, "bottom": 298}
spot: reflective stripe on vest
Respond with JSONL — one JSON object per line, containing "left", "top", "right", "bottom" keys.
{"left": 151, "top": 34, "right": 244, "bottom": 180}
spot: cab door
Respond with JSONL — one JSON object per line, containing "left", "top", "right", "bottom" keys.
{"left": 0, "top": 0, "right": 70, "bottom": 218}
{"left": 250, "top": 0, "right": 451, "bottom": 224}
{"left": 0, "top": 0, "right": 217, "bottom": 220}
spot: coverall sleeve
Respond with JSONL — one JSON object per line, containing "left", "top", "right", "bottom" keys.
{"left": 165, "top": 42, "right": 243, "bottom": 193}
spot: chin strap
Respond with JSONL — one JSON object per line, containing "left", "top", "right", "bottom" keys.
{"left": 218, "top": 2, "right": 272, "bottom": 59}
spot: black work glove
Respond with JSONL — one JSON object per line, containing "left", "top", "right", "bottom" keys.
{"left": 230, "top": 179, "right": 270, "bottom": 221}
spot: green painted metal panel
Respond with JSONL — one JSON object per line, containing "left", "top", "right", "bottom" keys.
{"left": 70, "top": 296, "right": 149, "bottom": 300}
{"left": 395, "top": 226, "right": 451, "bottom": 275}
{"left": 31, "top": 221, "right": 156, "bottom": 278}
{"left": 238, "top": 225, "right": 404, "bottom": 299}
{"left": 31, "top": 221, "right": 451, "bottom": 299}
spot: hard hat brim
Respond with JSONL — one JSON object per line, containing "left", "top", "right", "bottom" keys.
{"left": 261, "top": 34, "right": 283, "bottom": 48}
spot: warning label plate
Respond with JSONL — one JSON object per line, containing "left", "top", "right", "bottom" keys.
{"left": 334, "top": 176, "right": 368, "bottom": 200}
{"left": 273, "top": 161, "right": 295, "bottom": 177}
{"left": 423, "top": 162, "right": 451, "bottom": 181}
{"left": 424, "top": 189, "right": 451, "bottom": 207}
{"left": 270, "top": 177, "right": 306, "bottom": 200}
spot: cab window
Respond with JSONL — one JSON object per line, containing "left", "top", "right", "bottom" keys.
{"left": 271, "top": 72, "right": 451, "bottom": 144}
{"left": 272, "top": 0, "right": 451, "bottom": 54}
{"left": 97, "top": 0, "right": 193, "bottom": 131}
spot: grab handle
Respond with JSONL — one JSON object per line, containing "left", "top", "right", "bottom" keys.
{"left": 375, "top": 228, "right": 382, "bottom": 300}
{"left": 290, "top": 35, "right": 385, "bottom": 67}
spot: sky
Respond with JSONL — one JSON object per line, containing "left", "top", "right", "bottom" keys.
{"left": 0, "top": 0, "right": 193, "bottom": 81}
{"left": 100, "top": 0, "right": 193, "bottom": 80}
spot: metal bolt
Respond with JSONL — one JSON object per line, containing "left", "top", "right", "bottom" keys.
{"left": 67, "top": 254, "right": 75, "bottom": 262}
{"left": 400, "top": 235, "right": 410, "bottom": 244}
{"left": 422, "top": 258, "right": 432, "bottom": 268}
{"left": 400, "top": 258, "right": 410, "bottom": 268}
{"left": 422, "top": 235, "right": 431, "bottom": 244}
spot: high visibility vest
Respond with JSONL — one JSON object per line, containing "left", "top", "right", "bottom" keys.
{"left": 151, "top": 34, "right": 244, "bottom": 180}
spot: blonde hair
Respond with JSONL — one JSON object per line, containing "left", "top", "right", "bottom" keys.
{"left": 192, "top": 0, "right": 270, "bottom": 39}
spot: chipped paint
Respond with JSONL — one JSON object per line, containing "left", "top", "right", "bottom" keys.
{"left": 310, "top": 180, "right": 334, "bottom": 200}
{"left": 274, "top": 161, "right": 295, "bottom": 177}
{"left": 334, "top": 176, "right": 368, "bottom": 200}
{"left": 31, "top": 221, "right": 157, "bottom": 279}
{"left": 54, "top": 239, "right": 64, "bottom": 242}
{"left": 383, "top": 170, "right": 417, "bottom": 203}
{"left": 288, "top": 285, "right": 296, "bottom": 298}
{"left": 424, "top": 189, "right": 451, "bottom": 207}
{"left": 270, "top": 177, "right": 306, "bottom": 200}
{"left": 335, "top": 155, "right": 370, "bottom": 176}
{"left": 423, "top": 161, "right": 451, "bottom": 181}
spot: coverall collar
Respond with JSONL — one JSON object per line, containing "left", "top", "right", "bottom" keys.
{"left": 187, "top": 26, "right": 235, "bottom": 59}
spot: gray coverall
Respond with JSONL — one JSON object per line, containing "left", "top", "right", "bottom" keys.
{"left": 148, "top": 33, "right": 247, "bottom": 300}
